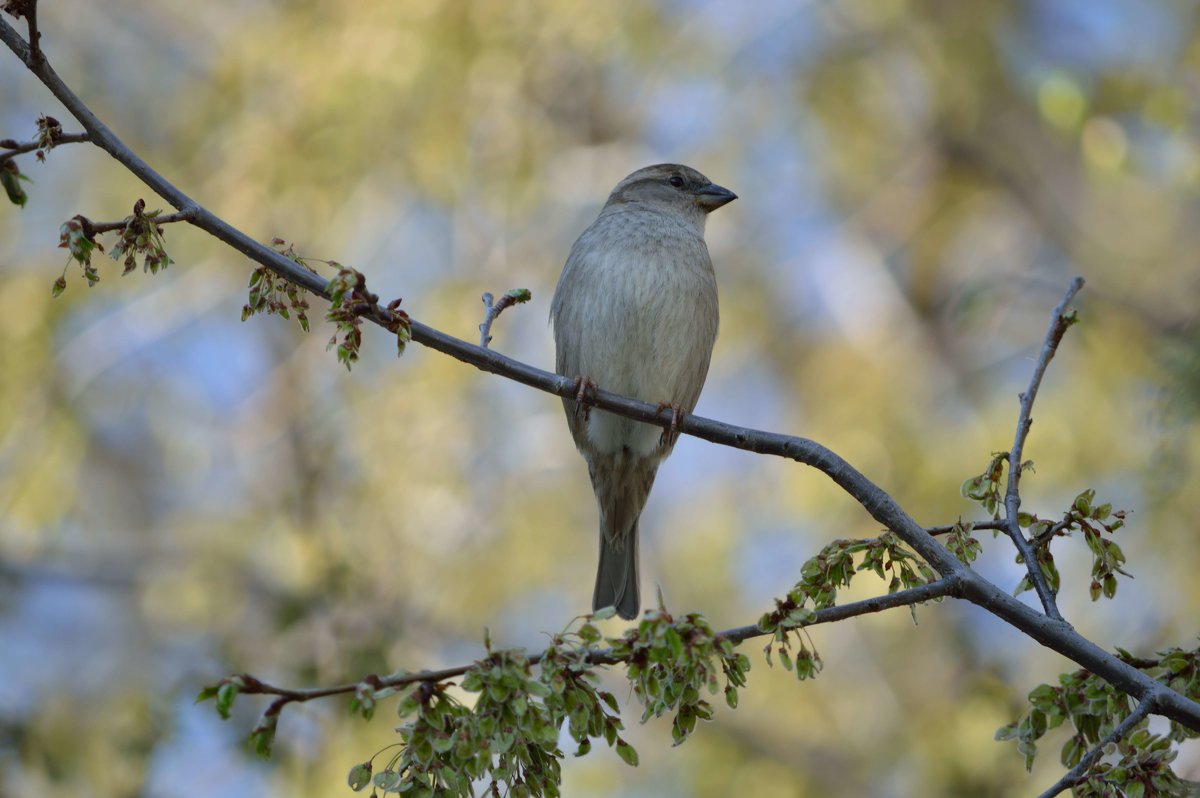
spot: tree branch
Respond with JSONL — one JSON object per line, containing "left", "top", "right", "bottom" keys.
{"left": 235, "top": 577, "right": 964, "bottom": 710}
{"left": 924, "top": 519, "right": 1007, "bottom": 536}
{"left": 0, "top": 130, "right": 89, "bottom": 163}
{"left": 0, "top": 0, "right": 41, "bottom": 63}
{"left": 1035, "top": 698, "right": 1154, "bottom": 798}
{"left": 1003, "top": 277, "right": 1085, "bottom": 622}
{"left": 3, "top": 15, "right": 1200, "bottom": 735}
{"left": 88, "top": 209, "right": 192, "bottom": 234}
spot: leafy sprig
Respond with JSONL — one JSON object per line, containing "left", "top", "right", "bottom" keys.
{"left": 325, "top": 264, "right": 411, "bottom": 370}
{"left": 758, "top": 533, "right": 938, "bottom": 677}
{"left": 108, "top": 198, "right": 173, "bottom": 276}
{"left": 52, "top": 201, "right": 177, "bottom": 296}
{"left": 609, "top": 597, "right": 750, "bottom": 746}
{"left": 241, "top": 239, "right": 315, "bottom": 331}
{"left": 997, "top": 644, "right": 1200, "bottom": 793}
{"left": 961, "top": 456, "right": 1131, "bottom": 602}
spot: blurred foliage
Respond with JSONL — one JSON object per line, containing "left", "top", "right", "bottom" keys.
{"left": 3, "top": 0, "right": 1200, "bottom": 796}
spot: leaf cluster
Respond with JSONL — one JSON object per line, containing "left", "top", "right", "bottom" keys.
{"left": 108, "top": 198, "right": 173, "bottom": 276}
{"left": 996, "top": 655, "right": 1200, "bottom": 797}
{"left": 961, "top": 456, "right": 1131, "bottom": 603}
{"left": 241, "top": 239, "right": 314, "bottom": 331}
{"left": 51, "top": 201, "right": 174, "bottom": 296}
{"left": 608, "top": 600, "right": 750, "bottom": 746}
{"left": 757, "top": 532, "right": 938, "bottom": 678}
{"left": 324, "top": 264, "right": 411, "bottom": 370}
{"left": 2, "top": 115, "right": 79, "bottom": 207}
{"left": 342, "top": 620, "right": 645, "bottom": 797}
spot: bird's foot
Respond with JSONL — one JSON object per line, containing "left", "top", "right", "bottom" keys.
{"left": 573, "top": 376, "right": 599, "bottom": 423}
{"left": 656, "top": 402, "right": 685, "bottom": 447}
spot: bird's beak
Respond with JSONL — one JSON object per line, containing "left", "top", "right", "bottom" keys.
{"left": 694, "top": 183, "right": 737, "bottom": 212}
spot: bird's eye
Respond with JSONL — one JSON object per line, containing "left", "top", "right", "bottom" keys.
{"left": 668, "top": 175, "right": 685, "bottom": 188}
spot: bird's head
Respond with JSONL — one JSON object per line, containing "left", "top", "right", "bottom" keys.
{"left": 603, "top": 164, "right": 737, "bottom": 219}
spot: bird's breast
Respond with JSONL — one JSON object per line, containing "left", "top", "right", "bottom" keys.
{"left": 557, "top": 213, "right": 719, "bottom": 456}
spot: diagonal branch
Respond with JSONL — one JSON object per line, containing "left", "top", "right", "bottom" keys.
{"left": 1035, "top": 698, "right": 1154, "bottom": 798}
{"left": 1004, "top": 277, "right": 1085, "bottom": 622}
{"left": 3, "top": 16, "right": 1200, "bottom": 735}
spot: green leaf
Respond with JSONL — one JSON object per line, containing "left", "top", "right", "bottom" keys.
{"left": 1060, "top": 735, "right": 1084, "bottom": 768}
{"left": 347, "top": 762, "right": 373, "bottom": 791}
{"left": 1, "top": 162, "right": 28, "bottom": 207}
{"left": 615, "top": 738, "right": 639, "bottom": 767}
{"left": 603, "top": 718, "right": 618, "bottom": 746}
{"left": 578, "top": 623, "right": 601, "bottom": 644}
{"left": 248, "top": 715, "right": 277, "bottom": 758}
{"left": 665, "top": 627, "right": 685, "bottom": 661}
{"left": 374, "top": 770, "right": 401, "bottom": 792}
{"left": 194, "top": 683, "right": 220, "bottom": 704}
{"left": 995, "top": 722, "right": 1018, "bottom": 741}
{"left": 216, "top": 681, "right": 240, "bottom": 720}
{"left": 1027, "top": 683, "right": 1058, "bottom": 711}
{"left": 785, "top": 607, "right": 816, "bottom": 627}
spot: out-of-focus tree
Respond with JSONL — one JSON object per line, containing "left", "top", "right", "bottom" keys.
{"left": 2, "top": 1, "right": 1200, "bottom": 796}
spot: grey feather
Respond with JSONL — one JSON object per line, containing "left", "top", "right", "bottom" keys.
{"left": 550, "top": 164, "right": 733, "bottom": 620}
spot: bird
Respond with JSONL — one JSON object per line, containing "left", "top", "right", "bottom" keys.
{"left": 550, "top": 163, "right": 736, "bottom": 620}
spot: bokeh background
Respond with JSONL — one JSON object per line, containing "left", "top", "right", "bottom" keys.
{"left": 3, "top": 1, "right": 1200, "bottom": 795}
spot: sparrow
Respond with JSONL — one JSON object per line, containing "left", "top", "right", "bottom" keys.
{"left": 550, "top": 164, "right": 736, "bottom": 619}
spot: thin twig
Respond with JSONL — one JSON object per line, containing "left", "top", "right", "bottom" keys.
{"left": 924, "top": 519, "right": 1007, "bottom": 537}
{"left": 478, "top": 288, "right": 530, "bottom": 348}
{"left": 26, "top": 0, "right": 39, "bottom": 62}
{"left": 0, "top": 0, "right": 42, "bottom": 63}
{"left": 234, "top": 577, "right": 962, "bottom": 710}
{"left": 1036, "top": 698, "right": 1154, "bottom": 798}
{"left": 0, "top": 131, "right": 89, "bottom": 164}
{"left": 3, "top": 18, "right": 1200, "bottom": 735}
{"left": 1032, "top": 516, "right": 1074, "bottom": 548}
{"left": 1003, "top": 277, "right": 1085, "bottom": 622}
{"left": 88, "top": 210, "right": 193, "bottom": 234}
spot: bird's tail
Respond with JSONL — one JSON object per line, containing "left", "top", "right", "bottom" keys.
{"left": 589, "top": 454, "right": 659, "bottom": 620}
{"left": 594, "top": 522, "right": 640, "bottom": 620}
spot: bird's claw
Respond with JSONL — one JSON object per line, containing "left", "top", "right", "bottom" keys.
{"left": 573, "top": 376, "right": 599, "bottom": 423}
{"left": 656, "top": 402, "right": 684, "bottom": 447}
